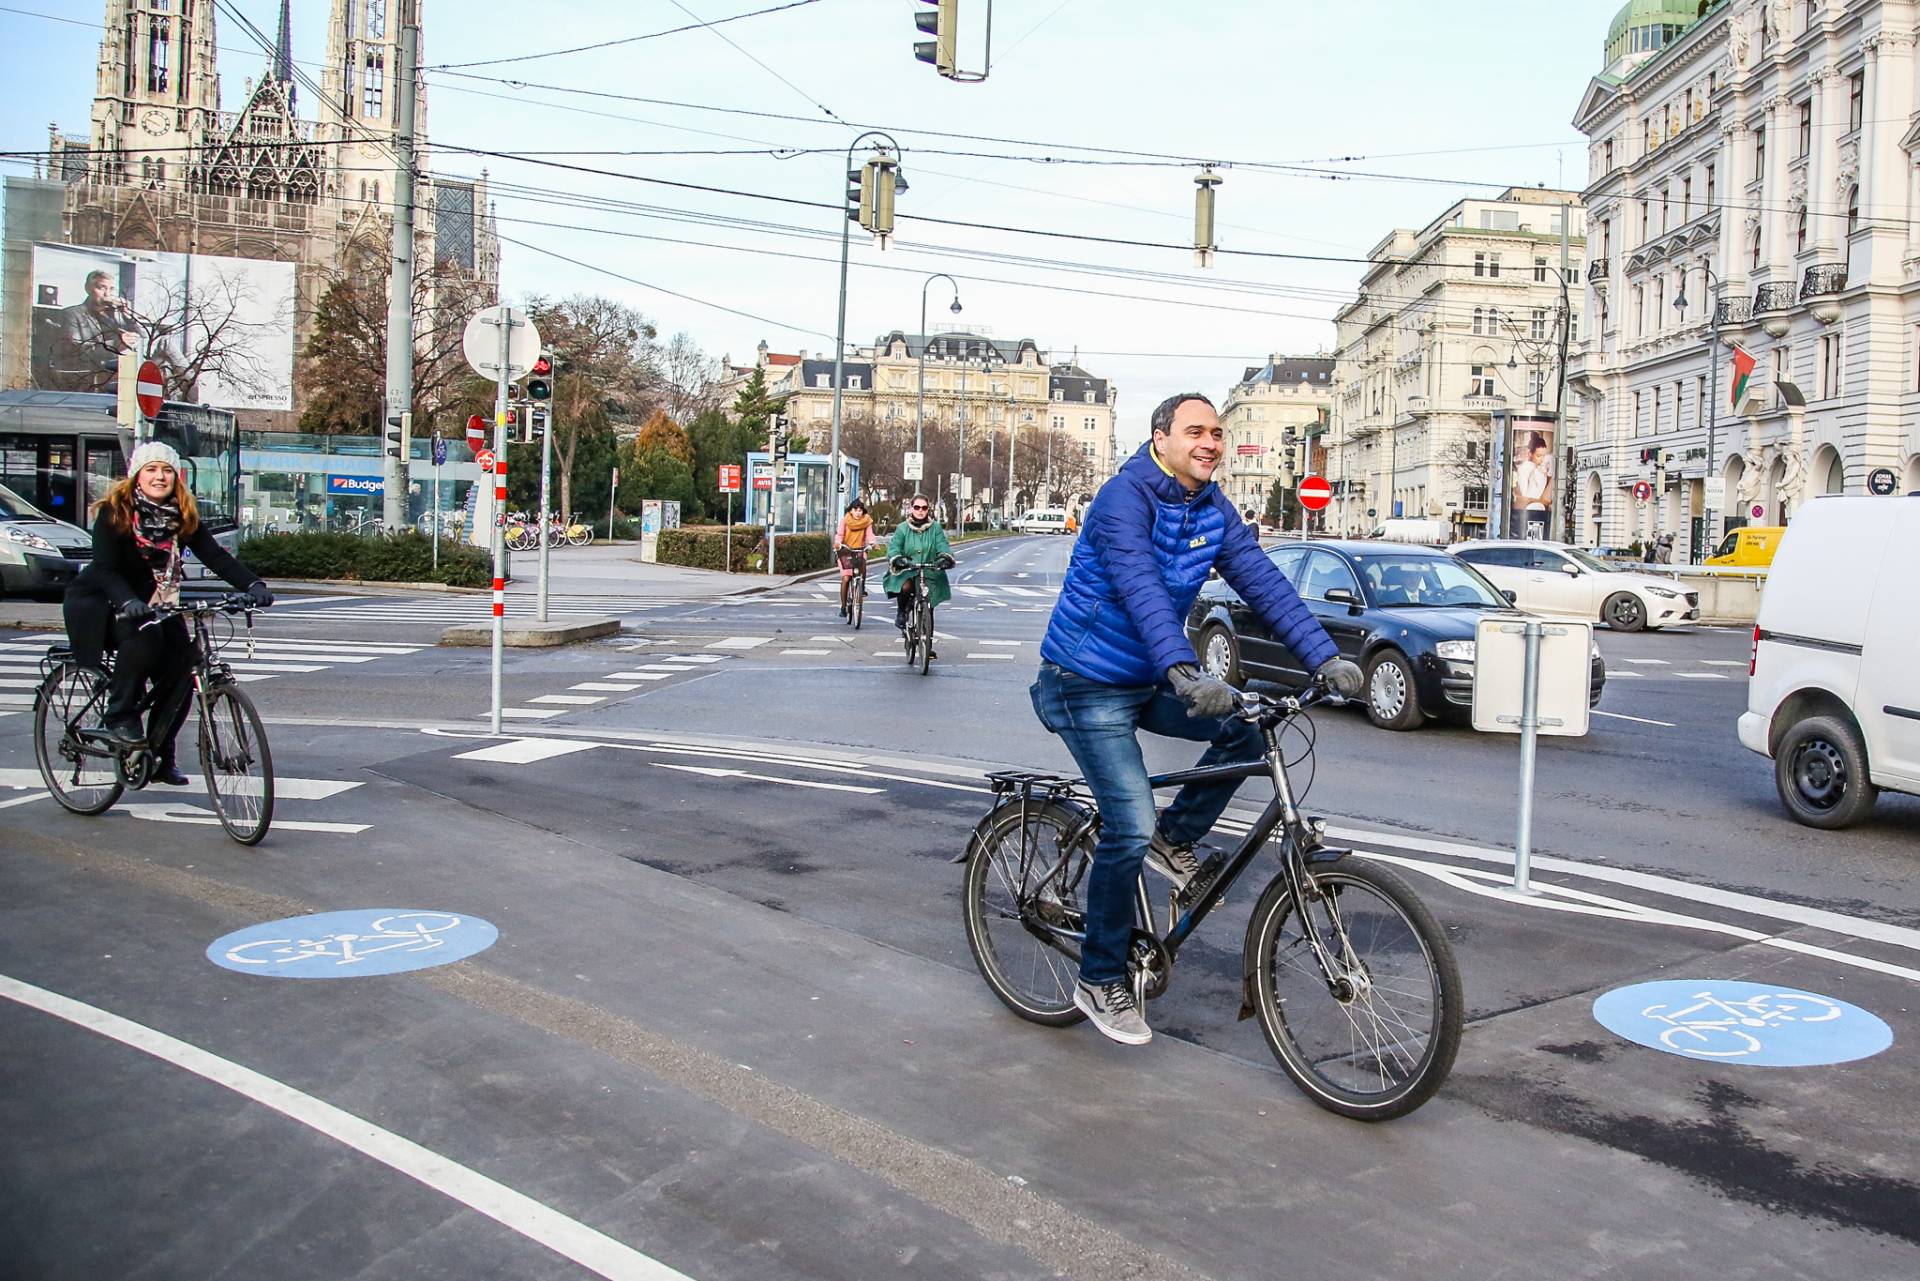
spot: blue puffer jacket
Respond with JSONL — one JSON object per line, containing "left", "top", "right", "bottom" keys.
{"left": 1040, "top": 443, "right": 1337, "bottom": 686}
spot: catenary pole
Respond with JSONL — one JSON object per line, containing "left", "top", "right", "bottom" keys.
{"left": 381, "top": 20, "right": 419, "bottom": 530}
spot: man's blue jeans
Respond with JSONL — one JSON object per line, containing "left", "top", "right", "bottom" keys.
{"left": 1029, "top": 661, "right": 1266, "bottom": 985}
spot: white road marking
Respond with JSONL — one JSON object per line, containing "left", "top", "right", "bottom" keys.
{"left": 1674, "top": 672, "right": 1729, "bottom": 680}
{"left": 0, "top": 791, "right": 50, "bottom": 810}
{"left": 966, "top": 653, "right": 1015, "bottom": 661}
{"left": 1604, "top": 671, "right": 1646, "bottom": 678}
{"left": 0, "top": 770, "right": 367, "bottom": 803}
{"left": 0, "top": 975, "right": 700, "bottom": 1281}
{"left": 1700, "top": 660, "right": 1748, "bottom": 666}
{"left": 226, "top": 662, "right": 329, "bottom": 674}
{"left": 1001, "top": 586, "right": 1046, "bottom": 597}
{"left": 495, "top": 708, "right": 565, "bottom": 720}
{"left": 664, "top": 653, "right": 727, "bottom": 663}
{"left": 781, "top": 649, "right": 831, "bottom": 656}
{"left": 454, "top": 738, "right": 600, "bottom": 764}
{"left": 570, "top": 682, "right": 643, "bottom": 693}
{"left": 122, "top": 804, "right": 372, "bottom": 834}
{"left": 529, "top": 694, "right": 604, "bottom": 706}
{"left": 1622, "top": 658, "right": 1670, "bottom": 665}
{"left": 653, "top": 762, "right": 883, "bottom": 794}
{"left": 0, "top": 693, "right": 36, "bottom": 705}
{"left": 0, "top": 678, "right": 40, "bottom": 688}
{"left": 977, "top": 640, "right": 1022, "bottom": 647}
{"left": 1592, "top": 710, "right": 1678, "bottom": 727}
{"left": 708, "top": 637, "right": 771, "bottom": 650}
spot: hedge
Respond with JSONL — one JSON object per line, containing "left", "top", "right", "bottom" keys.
{"left": 651, "top": 524, "right": 833, "bottom": 574}
{"left": 238, "top": 531, "right": 493, "bottom": 588}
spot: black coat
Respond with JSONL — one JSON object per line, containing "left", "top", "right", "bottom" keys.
{"left": 64, "top": 512, "right": 259, "bottom": 668}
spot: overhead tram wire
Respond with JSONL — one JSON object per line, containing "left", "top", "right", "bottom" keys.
{"left": 666, "top": 0, "right": 844, "bottom": 124}
{"left": 427, "top": 0, "right": 823, "bottom": 71}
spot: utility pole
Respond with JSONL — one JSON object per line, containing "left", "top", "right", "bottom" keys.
{"left": 1554, "top": 200, "right": 1574, "bottom": 543}
{"left": 380, "top": 17, "right": 420, "bottom": 531}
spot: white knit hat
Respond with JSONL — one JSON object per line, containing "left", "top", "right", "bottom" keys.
{"left": 126, "top": 440, "right": 182, "bottom": 478}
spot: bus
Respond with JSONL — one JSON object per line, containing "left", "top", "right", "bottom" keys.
{"left": 0, "top": 388, "right": 242, "bottom": 566}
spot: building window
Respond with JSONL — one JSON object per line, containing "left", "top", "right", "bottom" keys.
{"left": 1632, "top": 285, "right": 1645, "bottom": 337}
{"left": 1798, "top": 101, "right": 1812, "bottom": 156}
{"left": 364, "top": 54, "right": 385, "bottom": 118}
{"left": 1682, "top": 175, "right": 1692, "bottom": 219}
{"left": 1569, "top": 309, "right": 1580, "bottom": 342}
{"left": 1846, "top": 184, "right": 1860, "bottom": 234}
{"left": 148, "top": 17, "right": 170, "bottom": 93}
{"left": 1468, "top": 365, "right": 1495, "bottom": 397}
{"left": 1051, "top": 389, "right": 1063, "bottom": 401}
{"left": 1472, "top": 307, "right": 1485, "bottom": 335}
{"left": 1751, "top": 225, "right": 1762, "bottom": 269}
{"left": 1640, "top": 199, "right": 1650, "bottom": 240}
{"left": 1083, "top": 416, "right": 1097, "bottom": 431}
{"left": 1796, "top": 207, "right": 1808, "bottom": 252}
{"left": 1704, "top": 164, "right": 1715, "bottom": 211}
{"left": 1661, "top": 186, "right": 1671, "bottom": 233}
{"left": 1604, "top": 139, "right": 1615, "bottom": 172}
{"left": 1533, "top": 257, "right": 1548, "bottom": 283}
{"left": 1600, "top": 218, "right": 1610, "bottom": 257}
{"left": 1488, "top": 253, "right": 1501, "bottom": 278}
{"left": 1084, "top": 390, "right": 1095, "bottom": 403}
{"left": 1653, "top": 277, "right": 1665, "bottom": 326}
{"left": 369, "top": 0, "right": 387, "bottom": 39}
{"left": 1755, "top": 126, "right": 1766, "bottom": 180}
{"left": 1531, "top": 308, "right": 1548, "bottom": 340}
{"left": 1527, "top": 368, "right": 1545, "bottom": 404}
{"left": 1632, "top": 390, "right": 1643, "bottom": 433}
{"left": 848, "top": 376, "right": 862, "bottom": 390}
{"left": 1771, "top": 345, "right": 1787, "bottom": 388}
{"left": 1848, "top": 72, "right": 1865, "bottom": 134}
{"left": 1819, "top": 333, "right": 1841, "bottom": 398}
{"left": 1473, "top": 252, "right": 1487, "bottom": 277}
{"left": 815, "top": 374, "right": 829, "bottom": 388}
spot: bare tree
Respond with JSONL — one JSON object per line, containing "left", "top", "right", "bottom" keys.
{"left": 523, "top": 295, "right": 660, "bottom": 521}
{"left": 659, "top": 331, "right": 722, "bottom": 424}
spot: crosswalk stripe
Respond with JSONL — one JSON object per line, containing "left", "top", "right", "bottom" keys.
{"left": 529, "top": 694, "right": 604, "bottom": 705}
{"left": 708, "top": 637, "right": 769, "bottom": 649}
{"left": 606, "top": 671, "right": 673, "bottom": 681}
{"left": 570, "top": 682, "right": 643, "bottom": 692}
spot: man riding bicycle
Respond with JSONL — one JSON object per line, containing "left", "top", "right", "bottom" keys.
{"left": 1031, "top": 392, "right": 1363, "bottom": 1046}
{"left": 835, "top": 498, "right": 875, "bottom": 616}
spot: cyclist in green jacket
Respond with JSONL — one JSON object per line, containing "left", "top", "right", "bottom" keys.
{"left": 884, "top": 496, "right": 954, "bottom": 652}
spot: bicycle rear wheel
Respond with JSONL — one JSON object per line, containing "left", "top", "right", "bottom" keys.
{"left": 850, "top": 578, "right": 864, "bottom": 629}
{"left": 33, "top": 664, "right": 122, "bottom": 815}
{"left": 198, "top": 683, "right": 274, "bottom": 845}
{"left": 1249, "top": 859, "right": 1462, "bottom": 1120}
{"left": 962, "top": 798, "right": 1094, "bottom": 1025}
{"left": 918, "top": 599, "right": 933, "bottom": 674}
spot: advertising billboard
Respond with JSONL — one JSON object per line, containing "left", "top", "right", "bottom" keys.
{"left": 1494, "top": 412, "right": 1557, "bottom": 540}
{"left": 28, "top": 242, "right": 296, "bottom": 410}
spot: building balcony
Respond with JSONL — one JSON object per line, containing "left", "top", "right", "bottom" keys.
{"left": 1461, "top": 395, "right": 1507, "bottom": 414}
{"left": 1753, "top": 281, "right": 1797, "bottom": 337}
{"left": 1801, "top": 263, "right": 1848, "bottom": 323}
{"left": 1713, "top": 296, "right": 1753, "bottom": 328}
{"left": 1586, "top": 258, "right": 1610, "bottom": 284}
{"left": 1404, "top": 396, "right": 1430, "bottom": 415}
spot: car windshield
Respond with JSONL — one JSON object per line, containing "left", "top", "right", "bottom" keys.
{"left": 1356, "top": 554, "right": 1507, "bottom": 608}
{"left": 1563, "top": 547, "right": 1617, "bottom": 573}
{"left": 0, "top": 480, "right": 50, "bottom": 522}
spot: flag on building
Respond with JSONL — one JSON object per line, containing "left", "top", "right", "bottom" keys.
{"left": 1235, "top": 443, "right": 1264, "bottom": 456}
{"left": 1730, "top": 346, "right": 1756, "bottom": 410}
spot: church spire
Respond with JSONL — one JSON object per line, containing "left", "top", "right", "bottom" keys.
{"left": 272, "top": 0, "right": 296, "bottom": 105}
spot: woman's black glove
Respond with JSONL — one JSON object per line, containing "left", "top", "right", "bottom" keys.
{"left": 244, "top": 581, "right": 274, "bottom": 608}
{"left": 116, "top": 599, "right": 155, "bottom": 624}
{"left": 890, "top": 555, "right": 912, "bottom": 573}
{"left": 935, "top": 553, "right": 956, "bottom": 571}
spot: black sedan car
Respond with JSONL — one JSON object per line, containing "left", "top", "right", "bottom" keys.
{"left": 1185, "top": 539, "right": 1607, "bottom": 730}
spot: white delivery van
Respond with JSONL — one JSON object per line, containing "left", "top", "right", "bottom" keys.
{"left": 1738, "top": 495, "right": 1920, "bottom": 828}
{"left": 1367, "top": 518, "right": 1451, "bottom": 545}
{"left": 1015, "top": 508, "right": 1068, "bottom": 535}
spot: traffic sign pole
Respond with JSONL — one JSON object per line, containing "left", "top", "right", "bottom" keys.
{"left": 489, "top": 309, "right": 512, "bottom": 735}
{"left": 537, "top": 404, "right": 554, "bottom": 624}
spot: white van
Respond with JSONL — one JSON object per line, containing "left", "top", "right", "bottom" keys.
{"left": 1015, "top": 508, "right": 1068, "bottom": 535}
{"left": 1738, "top": 495, "right": 1920, "bottom": 828}
{"left": 1367, "top": 518, "right": 1451, "bottom": 545}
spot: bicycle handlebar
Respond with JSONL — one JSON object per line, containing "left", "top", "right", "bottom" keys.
{"left": 1233, "top": 680, "right": 1343, "bottom": 722}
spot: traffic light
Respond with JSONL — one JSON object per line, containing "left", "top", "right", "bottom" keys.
{"left": 526, "top": 352, "right": 553, "bottom": 402}
{"left": 1638, "top": 447, "right": 1665, "bottom": 466}
{"left": 913, "top": 0, "right": 957, "bottom": 78}
{"left": 529, "top": 406, "right": 547, "bottom": 442}
{"left": 505, "top": 406, "right": 522, "bottom": 440}
{"left": 770, "top": 412, "right": 791, "bottom": 464}
{"left": 849, "top": 155, "right": 899, "bottom": 248}
{"left": 384, "top": 411, "right": 411, "bottom": 460}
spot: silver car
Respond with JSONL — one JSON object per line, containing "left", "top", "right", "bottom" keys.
{"left": 0, "top": 480, "right": 92, "bottom": 600}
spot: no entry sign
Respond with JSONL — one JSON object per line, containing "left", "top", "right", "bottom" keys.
{"left": 1297, "top": 475, "right": 1332, "bottom": 511}
{"left": 135, "top": 360, "right": 165, "bottom": 418}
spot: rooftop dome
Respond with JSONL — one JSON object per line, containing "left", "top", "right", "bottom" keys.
{"left": 1605, "top": 0, "right": 1710, "bottom": 71}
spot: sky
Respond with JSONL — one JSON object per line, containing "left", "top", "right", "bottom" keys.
{"left": 2, "top": 0, "right": 1628, "bottom": 451}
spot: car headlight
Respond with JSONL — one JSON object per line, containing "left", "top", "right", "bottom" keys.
{"left": 1644, "top": 585, "right": 1680, "bottom": 599}
{"left": 0, "top": 523, "right": 56, "bottom": 552}
{"left": 1435, "top": 640, "right": 1475, "bottom": 660}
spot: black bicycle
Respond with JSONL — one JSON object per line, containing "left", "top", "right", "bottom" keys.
{"left": 33, "top": 593, "right": 275, "bottom": 845}
{"left": 840, "top": 548, "right": 868, "bottom": 630}
{"left": 891, "top": 555, "right": 951, "bottom": 674}
{"left": 960, "top": 683, "right": 1463, "bottom": 1120}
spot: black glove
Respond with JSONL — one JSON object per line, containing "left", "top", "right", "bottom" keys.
{"left": 244, "top": 581, "right": 274, "bottom": 609}
{"left": 1166, "top": 662, "right": 1239, "bottom": 719}
{"left": 935, "top": 553, "right": 956, "bottom": 571}
{"left": 1314, "top": 657, "right": 1364, "bottom": 699}
{"left": 116, "top": 599, "right": 155, "bottom": 624}
{"left": 890, "top": 555, "right": 911, "bottom": 573}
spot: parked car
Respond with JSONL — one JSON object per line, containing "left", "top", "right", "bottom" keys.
{"left": 1186, "top": 539, "right": 1605, "bottom": 730}
{"left": 1365, "top": 517, "right": 1451, "bottom": 545}
{"left": 1705, "top": 525, "right": 1784, "bottom": 569}
{"left": 1450, "top": 539, "right": 1698, "bottom": 631}
{"left": 1738, "top": 497, "right": 1919, "bottom": 828}
{"left": 1014, "top": 508, "right": 1068, "bottom": 535}
{"left": 0, "top": 480, "right": 90, "bottom": 600}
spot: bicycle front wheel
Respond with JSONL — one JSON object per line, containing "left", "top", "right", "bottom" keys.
{"left": 1249, "top": 859, "right": 1462, "bottom": 1121}
{"left": 33, "top": 663, "right": 123, "bottom": 815}
{"left": 918, "top": 600, "right": 933, "bottom": 674}
{"left": 962, "top": 798, "right": 1094, "bottom": 1026}
{"left": 851, "top": 580, "right": 864, "bottom": 630}
{"left": 198, "top": 683, "right": 274, "bottom": 845}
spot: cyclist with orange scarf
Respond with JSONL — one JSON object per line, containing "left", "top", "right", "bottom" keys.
{"left": 835, "top": 498, "right": 875, "bottom": 615}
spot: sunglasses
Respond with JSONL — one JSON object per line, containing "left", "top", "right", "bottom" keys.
{"left": 910, "top": 503, "right": 929, "bottom": 511}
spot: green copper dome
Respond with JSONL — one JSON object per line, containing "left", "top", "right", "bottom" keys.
{"left": 1606, "top": 0, "right": 1713, "bottom": 67}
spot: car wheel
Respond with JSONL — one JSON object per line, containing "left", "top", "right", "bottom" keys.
{"left": 1774, "top": 714, "right": 1878, "bottom": 829}
{"left": 1603, "top": 591, "right": 1646, "bottom": 632}
{"left": 1198, "top": 624, "right": 1245, "bottom": 688}
{"left": 1363, "top": 650, "right": 1423, "bottom": 731}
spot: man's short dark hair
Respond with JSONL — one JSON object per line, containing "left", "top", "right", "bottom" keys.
{"left": 84, "top": 270, "right": 112, "bottom": 289}
{"left": 1150, "top": 392, "right": 1215, "bottom": 436}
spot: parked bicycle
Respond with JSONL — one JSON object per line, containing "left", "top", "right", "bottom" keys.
{"left": 891, "top": 556, "right": 950, "bottom": 674}
{"left": 33, "top": 593, "right": 275, "bottom": 845}
{"left": 959, "top": 682, "right": 1463, "bottom": 1120}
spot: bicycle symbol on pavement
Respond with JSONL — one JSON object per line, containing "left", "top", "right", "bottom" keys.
{"left": 1592, "top": 979, "right": 1891, "bottom": 1067}
{"left": 207, "top": 909, "right": 499, "bottom": 979}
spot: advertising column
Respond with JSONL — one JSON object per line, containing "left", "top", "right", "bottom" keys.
{"left": 1492, "top": 410, "right": 1557, "bottom": 541}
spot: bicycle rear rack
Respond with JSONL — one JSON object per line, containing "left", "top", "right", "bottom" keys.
{"left": 984, "top": 769, "right": 1084, "bottom": 806}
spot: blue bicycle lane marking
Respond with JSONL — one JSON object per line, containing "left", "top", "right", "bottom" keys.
{"left": 1592, "top": 979, "right": 1893, "bottom": 1066}
{"left": 208, "top": 909, "right": 498, "bottom": 979}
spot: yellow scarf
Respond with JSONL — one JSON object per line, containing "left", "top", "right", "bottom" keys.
{"left": 842, "top": 511, "right": 873, "bottom": 548}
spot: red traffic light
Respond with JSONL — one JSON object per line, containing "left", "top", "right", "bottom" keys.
{"left": 530, "top": 355, "right": 553, "bottom": 377}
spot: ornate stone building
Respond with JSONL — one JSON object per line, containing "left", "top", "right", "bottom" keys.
{"left": 1215, "top": 355, "right": 1334, "bottom": 518}
{"left": 3, "top": 1, "right": 498, "bottom": 420}
{"left": 1570, "top": 0, "right": 1920, "bottom": 557}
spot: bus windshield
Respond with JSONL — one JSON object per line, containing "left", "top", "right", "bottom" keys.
{"left": 151, "top": 403, "right": 239, "bottom": 530}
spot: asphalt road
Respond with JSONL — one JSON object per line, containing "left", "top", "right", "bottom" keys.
{"left": 3, "top": 534, "right": 1917, "bottom": 1280}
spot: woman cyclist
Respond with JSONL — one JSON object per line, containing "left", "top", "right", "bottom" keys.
{"left": 883, "top": 495, "right": 954, "bottom": 656}
{"left": 64, "top": 441, "right": 273, "bottom": 786}
{"left": 834, "top": 498, "right": 875, "bottom": 616}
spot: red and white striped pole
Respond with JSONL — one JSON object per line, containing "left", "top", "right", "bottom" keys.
{"left": 489, "top": 309, "right": 513, "bottom": 735}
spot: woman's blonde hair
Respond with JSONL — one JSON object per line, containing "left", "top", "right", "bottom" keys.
{"left": 93, "top": 470, "right": 200, "bottom": 539}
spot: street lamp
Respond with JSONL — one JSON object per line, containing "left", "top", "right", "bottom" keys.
{"left": 830, "top": 130, "right": 906, "bottom": 531}
{"left": 915, "top": 274, "right": 961, "bottom": 497}
{"left": 956, "top": 356, "right": 990, "bottom": 535}
{"left": 1671, "top": 263, "right": 1724, "bottom": 558}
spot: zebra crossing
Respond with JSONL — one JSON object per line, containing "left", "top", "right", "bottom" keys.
{"left": 770, "top": 579, "right": 1060, "bottom": 611}
{"left": 0, "top": 634, "right": 426, "bottom": 716}
{"left": 491, "top": 651, "right": 732, "bottom": 721}
{"left": 268, "top": 593, "right": 695, "bottom": 626}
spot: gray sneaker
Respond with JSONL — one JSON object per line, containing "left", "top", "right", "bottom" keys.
{"left": 1143, "top": 831, "right": 1204, "bottom": 891}
{"left": 1075, "top": 976, "right": 1152, "bottom": 1046}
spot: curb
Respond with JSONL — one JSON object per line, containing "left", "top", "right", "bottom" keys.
{"left": 439, "top": 618, "right": 623, "bottom": 648}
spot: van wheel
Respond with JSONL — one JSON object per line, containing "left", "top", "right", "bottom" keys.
{"left": 1199, "top": 624, "right": 1245, "bottom": 689}
{"left": 1364, "top": 650, "right": 1423, "bottom": 731}
{"left": 1775, "top": 715, "right": 1878, "bottom": 829}
{"left": 1603, "top": 592, "right": 1646, "bottom": 632}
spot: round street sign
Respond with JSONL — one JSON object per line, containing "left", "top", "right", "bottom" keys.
{"left": 1868, "top": 466, "right": 1898, "bottom": 496}
{"left": 1633, "top": 480, "right": 1654, "bottom": 503}
{"left": 474, "top": 448, "right": 496, "bottom": 473}
{"left": 461, "top": 304, "right": 542, "bottom": 382}
{"left": 1297, "top": 475, "right": 1333, "bottom": 511}
{"left": 1751, "top": 503, "right": 1765, "bottom": 519}
{"left": 135, "top": 359, "right": 165, "bottom": 418}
